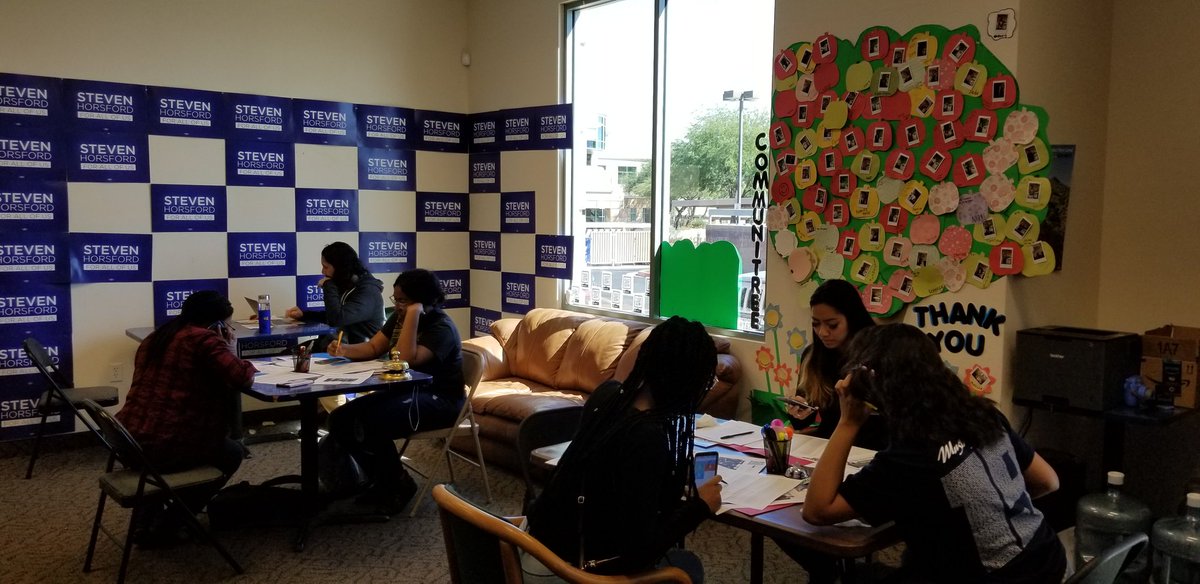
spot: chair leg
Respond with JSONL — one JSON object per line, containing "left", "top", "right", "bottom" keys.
{"left": 24, "top": 410, "right": 52, "bottom": 479}
{"left": 471, "top": 424, "right": 492, "bottom": 503}
{"left": 169, "top": 499, "right": 244, "bottom": 575}
{"left": 116, "top": 504, "right": 141, "bottom": 584}
{"left": 409, "top": 437, "right": 454, "bottom": 518}
{"left": 84, "top": 490, "right": 109, "bottom": 572}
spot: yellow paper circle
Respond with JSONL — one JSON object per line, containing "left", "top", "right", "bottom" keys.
{"left": 1017, "top": 176, "right": 1052, "bottom": 210}
{"left": 846, "top": 61, "right": 873, "bottom": 92}
{"left": 850, "top": 185, "right": 880, "bottom": 218}
{"left": 858, "top": 222, "right": 886, "bottom": 252}
{"left": 972, "top": 213, "right": 1007, "bottom": 246}
{"left": 913, "top": 265, "right": 946, "bottom": 297}
{"left": 897, "top": 180, "right": 930, "bottom": 214}
{"left": 1021, "top": 241, "right": 1056, "bottom": 276}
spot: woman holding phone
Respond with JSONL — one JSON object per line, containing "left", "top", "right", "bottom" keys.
{"left": 119, "top": 290, "right": 257, "bottom": 547}
{"left": 285, "top": 241, "right": 384, "bottom": 348}
{"left": 787, "top": 279, "right": 886, "bottom": 450}
{"left": 803, "top": 324, "right": 1065, "bottom": 583}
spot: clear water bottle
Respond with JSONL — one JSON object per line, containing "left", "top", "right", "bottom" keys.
{"left": 257, "top": 294, "right": 271, "bottom": 334}
{"left": 1076, "top": 471, "right": 1152, "bottom": 583}
{"left": 1152, "top": 492, "right": 1200, "bottom": 583}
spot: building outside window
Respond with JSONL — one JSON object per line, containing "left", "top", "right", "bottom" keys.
{"left": 564, "top": 0, "right": 774, "bottom": 332}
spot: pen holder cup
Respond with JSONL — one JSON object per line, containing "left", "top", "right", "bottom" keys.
{"left": 292, "top": 354, "right": 311, "bottom": 373}
{"left": 763, "top": 436, "right": 791, "bottom": 475}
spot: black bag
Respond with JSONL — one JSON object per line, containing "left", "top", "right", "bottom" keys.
{"left": 317, "top": 432, "right": 370, "bottom": 497}
{"left": 207, "top": 481, "right": 305, "bottom": 530}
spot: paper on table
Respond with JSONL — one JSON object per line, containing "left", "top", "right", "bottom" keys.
{"left": 717, "top": 454, "right": 766, "bottom": 475}
{"left": 789, "top": 433, "right": 877, "bottom": 465}
{"left": 313, "top": 371, "right": 374, "bottom": 385}
{"left": 694, "top": 420, "right": 763, "bottom": 446}
{"left": 716, "top": 468, "right": 802, "bottom": 514}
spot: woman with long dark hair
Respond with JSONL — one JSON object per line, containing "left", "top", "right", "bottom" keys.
{"left": 787, "top": 279, "right": 886, "bottom": 449}
{"left": 525, "top": 316, "right": 722, "bottom": 582}
{"left": 118, "top": 290, "right": 257, "bottom": 546}
{"left": 285, "top": 241, "right": 384, "bottom": 346}
{"left": 327, "top": 268, "right": 463, "bottom": 512}
{"left": 803, "top": 324, "right": 1065, "bottom": 583}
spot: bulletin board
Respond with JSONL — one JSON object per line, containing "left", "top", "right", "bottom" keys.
{"left": 767, "top": 25, "right": 1055, "bottom": 318}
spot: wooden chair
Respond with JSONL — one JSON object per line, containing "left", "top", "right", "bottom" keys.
{"left": 78, "top": 400, "right": 243, "bottom": 584}
{"left": 22, "top": 336, "right": 119, "bottom": 479}
{"left": 432, "top": 484, "right": 691, "bottom": 584}
{"left": 1064, "top": 532, "right": 1148, "bottom": 584}
{"left": 397, "top": 348, "right": 492, "bottom": 516}
{"left": 516, "top": 405, "right": 582, "bottom": 513}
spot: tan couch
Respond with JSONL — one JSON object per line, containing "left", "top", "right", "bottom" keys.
{"left": 450, "top": 308, "right": 743, "bottom": 474}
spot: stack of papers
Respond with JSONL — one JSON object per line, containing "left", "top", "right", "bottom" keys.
{"left": 250, "top": 354, "right": 385, "bottom": 386}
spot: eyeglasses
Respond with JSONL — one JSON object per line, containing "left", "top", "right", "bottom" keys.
{"left": 390, "top": 294, "right": 410, "bottom": 305}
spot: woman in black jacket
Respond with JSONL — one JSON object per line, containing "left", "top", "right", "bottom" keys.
{"left": 526, "top": 316, "right": 722, "bottom": 582}
{"left": 285, "top": 241, "right": 384, "bottom": 346}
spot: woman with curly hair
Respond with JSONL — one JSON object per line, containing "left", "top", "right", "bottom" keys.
{"left": 803, "top": 324, "right": 1065, "bottom": 583}
{"left": 525, "top": 316, "right": 722, "bottom": 582}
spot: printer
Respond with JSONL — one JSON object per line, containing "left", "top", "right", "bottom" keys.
{"left": 1013, "top": 326, "right": 1141, "bottom": 412}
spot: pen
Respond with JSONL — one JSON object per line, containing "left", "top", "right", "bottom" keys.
{"left": 719, "top": 430, "right": 754, "bottom": 440}
{"left": 335, "top": 330, "right": 344, "bottom": 347}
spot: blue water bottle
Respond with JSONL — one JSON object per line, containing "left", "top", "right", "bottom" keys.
{"left": 257, "top": 294, "right": 271, "bottom": 334}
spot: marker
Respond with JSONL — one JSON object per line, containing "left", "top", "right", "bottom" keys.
{"left": 719, "top": 430, "right": 754, "bottom": 440}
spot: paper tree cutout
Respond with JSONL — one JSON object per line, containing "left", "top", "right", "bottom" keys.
{"left": 770, "top": 25, "right": 1055, "bottom": 316}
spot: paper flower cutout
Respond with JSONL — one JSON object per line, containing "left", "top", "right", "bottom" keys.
{"left": 755, "top": 346, "right": 775, "bottom": 371}
{"left": 963, "top": 364, "right": 997, "bottom": 395}
{"left": 763, "top": 303, "right": 783, "bottom": 331}
{"left": 773, "top": 363, "right": 794, "bottom": 388}
{"left": 786, "top": 327, "right": 808, "bottom": 358}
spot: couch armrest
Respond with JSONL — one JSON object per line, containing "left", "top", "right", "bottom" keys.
{"left": 463, "top": 335, "right": 511, "bottom": 382}
{"left": 699, "top": 353, "right": 742, "bottom": 420}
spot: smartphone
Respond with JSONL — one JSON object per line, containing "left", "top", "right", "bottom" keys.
{"left": 694, "top": 451, "right": 719, "bottom": 484}
{"left": 776, "top": 395, "right": 817, "bottom": 411}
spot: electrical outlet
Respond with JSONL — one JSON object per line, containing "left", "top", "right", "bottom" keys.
{"left": 109, "top": 362, "right": 123, "bottom": 383}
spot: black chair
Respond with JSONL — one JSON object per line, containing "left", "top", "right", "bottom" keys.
{"left": 1064, "top": 532, "right": 1149, "bottom": 584}
{"left": 22, "top": 336, "right": 119, "bottom": 479}
{"left": 78, "top": 400, "right": 243, "bottom": 584}
{"left": 515, "top": 405, "right": 582, "bottom": 513}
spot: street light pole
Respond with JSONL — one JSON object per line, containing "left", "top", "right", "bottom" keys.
{"left": 723, "top": 90, "right": 755, "bottom": 213}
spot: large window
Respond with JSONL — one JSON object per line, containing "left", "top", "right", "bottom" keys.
{"left": 565, "top": 0, "right": 774, "bottom": 332}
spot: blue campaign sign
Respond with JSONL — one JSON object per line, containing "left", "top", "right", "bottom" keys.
{"left": 0, "top": 231, "right": 68, "bottom": 283}
{"left": 0, "top": 282, "right": 72, "bottom": 329}
{"left": 226, "top": 139, "right": 294, "bottom": 187}
{"left": 0, "top": 328, "right": 75, "bottom": 440}
{"left": 0, "top": 179, "right": 68, "bottom": 233}
{"left": 69, "top": 233, "right": 153, "bottom": 283}
{"left": 438, "top": 269, "right": 470, "bottom": 309}
{"left": 224, "top": 93, "right": 294, "bottom": 142}
{"left": 413, "top": 109, "right": 467, "bottom": 153}
{"left": 416, "top": 192, "right": 468, "bottom": 232}
{"left": 296, "top": 188, "right": 358, "bottom": 232}
{"left": 295, "top": 274, "right": 325, "bottom": 312}
{"left": 151, "top": 184, "right": 227, "bottom": 232}
{"left": 501, "top": 191, "right": 535, "bottom": 234}
{"left": 534, "top": 104, "right": 573, "bottom": 150}
{"left": 359, "top": 232, "right": 415, "bottom": 274}
{"left": 0, "top": 126, "right": 65, "bottom": 181}
{"left": 535, "top": 234, "right": 573, "bottom": 279}
{"left": 469, "top": 111, "right": 499, "bottom": 152}
{"left": 501, "top": 272, "right": 535, "bottom": 315}
{"left": 470, "top": 306, "right": 501, "bottom": 338}
{"left": 294, "top": 99, "right": 358, "bottom": 146}
{"left": 469, "top": 152, "right": 500, "bottom": 193}
{"left": 0, "top": 73, "right": 63, "bottom": 128}
{"left": 356, "top": 104, "right": 413, "bottom": 149}
{"left": 470, "top": 231, "right": 500, "bottom": 271}
{"left": 500, "top": 107, "right": 535, "bottom": 150}
{"left": 148, "top": 86, "right": 224, "bottom": 138}
{"left": 64, "top": 78, "right": 147, "bottom": 133}
{"left": 357, "top": 147, "right": 415, "bottom": 191}
{"left": 152, "top": 278, "right": 228, "bottom": 328}
{"left": 227, "top": 232, "right": 296, "bottom": 278}
{"left": 67, "top": 131, "right": 150, "bottom": 183}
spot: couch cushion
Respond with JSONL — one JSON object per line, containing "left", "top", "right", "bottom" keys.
{"left": 504, "top": 309, "right": 594, "bottom": 388}
{"left": 472, "top": 378, "right": 588, "bottom": 422}
{"left": 554, "top": 317, "right": 650, "bottom": 393}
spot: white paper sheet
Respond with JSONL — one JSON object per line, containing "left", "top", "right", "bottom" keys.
{"left": 715, "top": 467, "right": 802, "bottom": 513}
{"left": 694, "top": 420, "right": 764, "bottom": 447}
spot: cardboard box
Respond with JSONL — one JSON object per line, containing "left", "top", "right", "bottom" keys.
{"left": 1142, "top": 325, "right": 1200, "bottom": 408}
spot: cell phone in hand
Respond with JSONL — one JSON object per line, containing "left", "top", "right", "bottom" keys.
{"left": 776, "top": 395, "right": 817, "bottom": 410}
{"left": 694, "top": 451, "right": 718, "bottom": 485}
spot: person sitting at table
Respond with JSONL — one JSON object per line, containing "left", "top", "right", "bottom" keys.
{"left": 524, "top": 316, "right": 723, "bottom": 583}
{"left": 802, "top": 324, "right": 1065, "bottom": 583}
{"left": 785, "top": 278, "right": 887, "bottom": 451}
{"left": 326, "top": 268, "right": 463, "bottom": 513}
{"left": 118, "top": 290, "right": 258, "bottom": 547}
{"left": 284, "top": 241, "right": 384, "bottom": 347}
